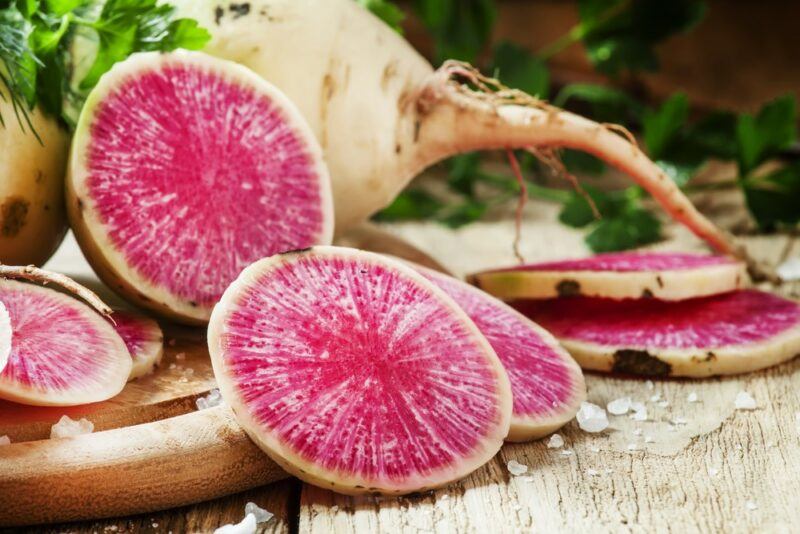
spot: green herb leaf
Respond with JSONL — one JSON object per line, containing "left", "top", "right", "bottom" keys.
{"left": 491, "top": 41, "right": 549, "bottom": 98}
{"left": 446, "top": 152, "right": 483, "bottom": 197}
{"left": 735, "top": 94, "right": 797, "bottom": 175}
{"left": 413, "top": 0, "right": 496, "bottom": 63}
{"left": 373, "top": 189, "right": 444, "bottom": 222}
{"left": 642, "top": 92, "right": 688, "bottom": 159}
{"left": 559, "top": 185, "right": 617, "bottom": 228}
{"left": 357, "top": 0, "right": 405, "bottom": 33}
{"left": 0, "top": 5, "right": 38, "bottom": 130}
{"left": 562, "top": 149, "right": 606, "bottom": 175}
{"left": 585, "top": 208, "right": 661, "bottom": 252}
{"left": 553, "top": 83, "right": 644, "bottom": 124}
{"left": 742, "top": 164, "right": 800, "bottom": 230}
{"left": 438, "top": 198, "right": 488, "bottom": 228}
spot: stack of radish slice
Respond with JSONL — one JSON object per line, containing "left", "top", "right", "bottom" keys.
{"left": 471, "top": 252, "right": 800, "bottom": 378}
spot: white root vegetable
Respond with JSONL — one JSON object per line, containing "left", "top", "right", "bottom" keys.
{"left": 167, "top": 0, "right": 741, "bottom": 258}
{"left": 0, "top": 93, "right": 69, "bottom": 266}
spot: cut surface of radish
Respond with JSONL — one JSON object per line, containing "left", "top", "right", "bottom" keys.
{"left": 514, "top": 290, "right": 800, "bottom": 377}
{"left": 470, "top": 252, "right": 747, "bottom": 301}
{"left": 111, "top": 310, "right": 164, "bottom": 381}
{"left": 0, "top": 280, "right": 131, "bottom": 406}
{"left": 412, "top": 263, "right": 585, "bottom": 442}
{"left": 68, "top": 51, "right": 333, "bottom": 323}
{"left": 0, "top": 301, "right": 10, "bottom": 374}
{"left": 208, "top": 247, "right": 511, "bottom": 494}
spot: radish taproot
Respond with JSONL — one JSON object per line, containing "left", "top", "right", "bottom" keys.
{"left": 514, "top": 290, "right": 800, "bottom": 377}
{"left": 67, "top": 51, "right": 334, "bottom": 324}
{"left": 111, "top": 310, "right": 164, "bottom": 381}
{"left": 411, "top": 263, "right": 586, "bottom": 442}
{"left": 470, "top": 252, "right": 748, "bottom": 301}
{"left": 0, "top": 94, "right": 69, "bottom": 266}
{"left": 160, "top": 0, "right": 740, "bottom": 257}
{"left": 208, "top": 247, "right": 512, "bottom": 495}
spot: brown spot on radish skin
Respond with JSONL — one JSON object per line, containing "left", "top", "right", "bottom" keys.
{"left": 612, "top": 350, "right": 672, "bottom": 377}
{"left": 706, "top": 351, "right": 717, "bottom": 362}
{"left": 656, "top": 275, "right": 664, "bottom": 288}
{"left": 1, "top": 196, "right": 29, "bottom": 237}
{"left": 381, "top": 61, "right": 398, "bottom": 91}
{"left": 214, "top": 5, "right": 224, "bottom": 24}
{"left": 641, "top": 289, "right": 654, "bottom": 298}
{"left": 229, "top": 2, "right": 250, "bottom": 18}
{"left": 556, "top": 279, "right": 581, "bottom": 297}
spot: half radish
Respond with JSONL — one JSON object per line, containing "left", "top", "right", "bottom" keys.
{"left": 208, "top": 247, "right": 511, "bottom": 495}
{"left": 514, "top": 290, "right": 800, "bottom": 377}
{"left": 68, "top": 50, "right": 334, "bottom": 324}
{"left": 0, "top": 279, "right": 131, "bottom": 406}
{"left": 0, "top": 301, "right": 10, "bottom": 374}
{"left": 111, "top": 311, "right": 164, "bottom": 381}
{"left": 470, "top": 252, "right": 747, "bottom": 301}
{"left": 411, "top": 263, "right": 585, "bottom": 442}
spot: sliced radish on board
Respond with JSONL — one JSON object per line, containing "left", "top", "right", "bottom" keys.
{"left": 208, "top": 247, "right": 512, "bottom": 495}
{"left": 411, "top": 263, "right": 586, "bottom": 442}
{"left": 0, "top": 302, "right": 10, "bottom": 374}
{"left": 470, "top": 252, "right": 747, "bottom": 301}
{"left": 68, "top": 50, "right": 334, "bottom": 324}
{"left": 514, "top": 290, "right": 800, "bottom": 377}
{"left": 0, "top": 280, "right": 130, "bottom": 406}
{"left": 111, "top": 311, "right": 164, "bottom": 381}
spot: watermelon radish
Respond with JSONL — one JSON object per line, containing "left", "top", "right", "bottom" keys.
{"left": 470, "top": 252, "right": 747, "bottom": 301}
{"left": 0, "top": 279, "right": 130, "bottom": 406}
{"left": 410, "top": 263, "right": 586, "bottom": 442}
{"left": 514, "top": 290, "right": 800, "bottom": 377}
{"left": 111, "top": 311, "right": 164, "bottom": 381}
{"left": 67, "top": 51, "right": 334, "bottom": 324}
{"left": 208, "top": 247, "right": 512, "bottom": 495}
{"left": 0, "top": 301, "right": 10, "bottom": 374}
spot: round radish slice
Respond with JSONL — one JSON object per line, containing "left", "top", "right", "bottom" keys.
{"left": 470, "top": 252, "right": 747, "bottom": 301}
{"left": 514, "top": 290, "right": 800, "bottom": 377}
{"left": 111, "top": 310, "right": 164, "bottom": 381}
{"left": 208, "top": 247, "right": 512, "bottom": 495}
{"left": 411, "top": 263, "right": 585, "bottom": 442}
{"left": 0, "top": 279, "right": 131, "bottom": 406}
{"left": 68, "top": 51, "right": 334, "bottom": 324}
{"left": 0, "top": 301, "right": 10, "bottom": 374}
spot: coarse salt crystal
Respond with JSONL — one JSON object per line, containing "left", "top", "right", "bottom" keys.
{"left": 0, "top": 435, "right": 10, "bottom": 446}
{"left": 631, "top": 402, "right": 648, "bottom": 422}
{"left": 632, "top": 428, "right": 643, "bottom": 436}
{"left": 645, "top": 380, "right": 654, "bottom": 390}
{"left": 244, "top": 502, "right": 273, "bottom": 524}
{"left": 607, "top": 397, "right": 632, "bottom": 415}
{"left": 175, "top": 351, "right": 186, "bottom": 360}
{"left": 657, "top": 400, "right": 669, "bottom": 408}
{"left": 546, "top": 434, "right": 564, "bottom": 449}
{"left": 587, "top": 468, "right": 599, "bottom": 476}
{"left": 331, "top": 505, "right": 339, "bottom": 512}
{"left": 745, "top": 501, "right": 758, "bottom": 511}
{"left": 50, "top": 415, "right": 94, "bottom": 439}
{"left": 644, "top": 435, "right": 654, "bottom": 443}
{"left": 561, "top": 449, "right": 574, "bottom": 457}
{"left": 196, "top": 389, "right": 224, "bottom": 411}
{"left": 735, "top": 391, "right": 757, "bottom": 410}
{"left": 650, "top": 393, "right": 662, "bottom": 403}
{"left": 687, "top": 392, "right": 699, "bottom": 403}
{"left": 590, "top": 446, "right": 601, "bottom": 453}
{"left": 507, "top": 460, "right": 528, "bottom": 476}
{"left": 708, "top": 467, "right": 719, "bottom": 477}
{"left": 627, "top": 443, "right": 638, "bottom": 451}
{"left": 214, "top": 513, "right": 256, "bottom": 534}
{"left": 777, "top": 257, "right": 800, "bottom": 282}
{"left": 576, "top": 402, "right": 609, "bottom": 433}
{"left": 604, "top": 468, "right": 613, "bottom": 474}
{"left": 672, "top": 417, "right": 688, "bottom": 426}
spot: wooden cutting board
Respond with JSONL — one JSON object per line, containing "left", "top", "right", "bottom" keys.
{"left": 0, "top": 225, "right": 446, "bottom": 527}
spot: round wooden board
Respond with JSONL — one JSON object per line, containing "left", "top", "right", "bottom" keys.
{"left": 1, "top": 227, "right": 447, "bottom": 527}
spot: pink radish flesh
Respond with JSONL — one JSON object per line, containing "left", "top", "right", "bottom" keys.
{"left": 497, "top": 252, "right": 736, "bottom": 272}
{"left": 209, "top": 248, "right": 511, "bottom": 494}
{"left": 0, "top": 301, "right": 10, "bottom": 374}
{"left": 0, "top": 280, "right": 130, "bottom": 406}
{"left": 414, "top": 265, "right": 585, "bottom": 441}
{"left": 111, "top": 311, "right": 164, "bottom": 380}
{"left": 71, "top": 52, "right": 332, "bottom": 321}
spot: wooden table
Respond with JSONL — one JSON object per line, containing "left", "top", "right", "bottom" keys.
{"left": 24, "top": 201, "right": 800, "bottom": 533}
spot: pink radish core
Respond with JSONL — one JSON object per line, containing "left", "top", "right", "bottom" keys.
{"left": 85, "top": 64, "right": 328, "bottom": 307}
{"left": 219, "top": 254, "right": 506, "bottom": 483}
{"left": 516, "top": 290, "right": 800, "bottom": 349}
{"left": 417, "top": 268, "right": 578, "bottom": 421}
{"left": 497, "top": 252, "right": 735, "bottom": 273}
{"left": 0, "top": 280, "right": 127, "bottom": 400}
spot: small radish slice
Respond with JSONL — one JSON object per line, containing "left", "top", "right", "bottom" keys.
{"left": 0, "top": 280, "right": 131, "bottom": 406}
{"left": 0, "top": 301, "right": 10, "bottom": 374}
{"left": 208, "top": 247, "right": 511, "bottom": 495}
{"left": 111, "top": 311, "right": 164, "bottom": 381}
{"left": 411, "top": 263, "right": 586, "bottom": 442}
{"left": 68, "top": 50, "right": 334, "bottom": 324}
{"left": 470, "top": 252, "right": 747, "bottom": 301}
{"left": 514, "top": 290, "right": 800, "bottom": 377}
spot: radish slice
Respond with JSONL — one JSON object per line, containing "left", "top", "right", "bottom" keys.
{"left": 514, "top": 290, "right": 800, "bottom": 377}
{"left": 0, "top": 280, "right": 131, "bottom": 406}
{"left": 0, "top": 301, "right": 10, "bottom": 374}
{"left": 411, "top": 264, "right": 585, "bottom": 442}
{"left": 471, "top": 252, "right": 747, "bottom": 301}
{"left": 111, "top": 311, "right": 164, "bottom": 381}
{"left": 208, "top": 247, "right": 511, "bottom": 495}
{"left": 68, "top": 51, "right": 334, "bottom": 324}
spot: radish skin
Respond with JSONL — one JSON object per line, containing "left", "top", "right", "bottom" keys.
{"left": 163, "top": 0, "right": 741, "bottom": 257}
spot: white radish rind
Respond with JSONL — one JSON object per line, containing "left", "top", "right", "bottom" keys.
{"left": 409, "top": 263, "right": 586, "bottom": 442}
{"left": 208, "top": 247, "right": 512, "bottom": 495}
{"left": 0, "top": 301, "right": 10, "bottom": 374}
{"left": 514, "top": 290, "right": 800, "bottom": 378}
{"left": 67, "top": 50, "right": 334, "bottom": 324}
{"left": 470, "top": 252, "right": 748, "bottom": 301}
{"left": 0, "top": 280, "right": 131, "bottom": 406}
{"left": 111, "top": 311, "right": 164, "bottom": 381}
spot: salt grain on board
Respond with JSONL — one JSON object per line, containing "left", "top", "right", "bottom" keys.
{"left": 560, "top": 449, "right": 574, "bottom": 457}
{"left": 0, "top": 435, "right": 10, "bottom": 446}
{"left": 214, "top": 513, "right": 256, "bottom": 534}
{"left": 607, "top": 397, "right": 632, "bottom": 415}
{"left": 687, "top": 392, "right": 699, "bottom": 403}
{"left": 244, "top": 502, "right": 273, "bottom": 524}
{"left": 777, "top": 257, "right": 800, "bottom": 281}
{"left": 631, "top": 402, "right": 648, "bottom": 422}
{"left": 547, "top": 434, "right": 564, "bottom": 449}
{"left": 196, "top": 389, "right": 224, "bottom": 410}
{"left": 587, "top": 469, "right": 599, "bottom": 476}
{"left": 507, "top": 460, "right": 528, "bottom": 476}
{"left": 746, "top": 501, "right": 758, "bottom": 511}
{"left": 735, "top": 391, "right": 757, "bottom": 410}
{"left": 646, "top": 380, "right": 654, "bottom": 390}
{"left": 644, "top": 435, "right": 655, "bottom": 444}
{"left": 576, "top": 402, "right": 609, "bottom": 432}
{"left": 708, "top": 467, "right": 719, "bottom": 477}
{"left": 50, "top": 415, "right": 94, "bottom": 439}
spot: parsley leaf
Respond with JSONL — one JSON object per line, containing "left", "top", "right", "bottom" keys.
{"left": 373, "top": 189, "right": 444, "bottom": 222}
{"left": 491, "top": 41, "right": 549, "bottom": 98}
{"left": 554, "top": 83, "right": 644, "bottom": 124}
{"left": 414, "top": 0, "right": 496, "bottom": 63}
{"left": 357, "top": 0, "right": 405, "bottom": 33}
{"left": 742, "top": 163, "right": 800, "bottom": 230}
{"left": 735, "top": 94, "right": 797, "bottom": 175}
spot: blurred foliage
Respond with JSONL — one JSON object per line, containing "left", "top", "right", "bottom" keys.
{"left": 363, "top": 0, "right": 800, "bottom": 250}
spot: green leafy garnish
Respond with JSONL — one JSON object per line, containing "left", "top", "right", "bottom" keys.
{"left": 413, "top": 0, "right": 496, "bottom": 63}
{"left": 742, "top": 163, "right": 800, "bottom": 230}
{"left": 491, "top": 41, "right": 549, "bottom": 99}
{"left": 735, "top": 94, "right": 796, "bottom": 175}
{"left": 554, "top": 83, "right": 643, "bottom": 124}
{"left": 356, "top": 0, "right": 405, "bottom": 33}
